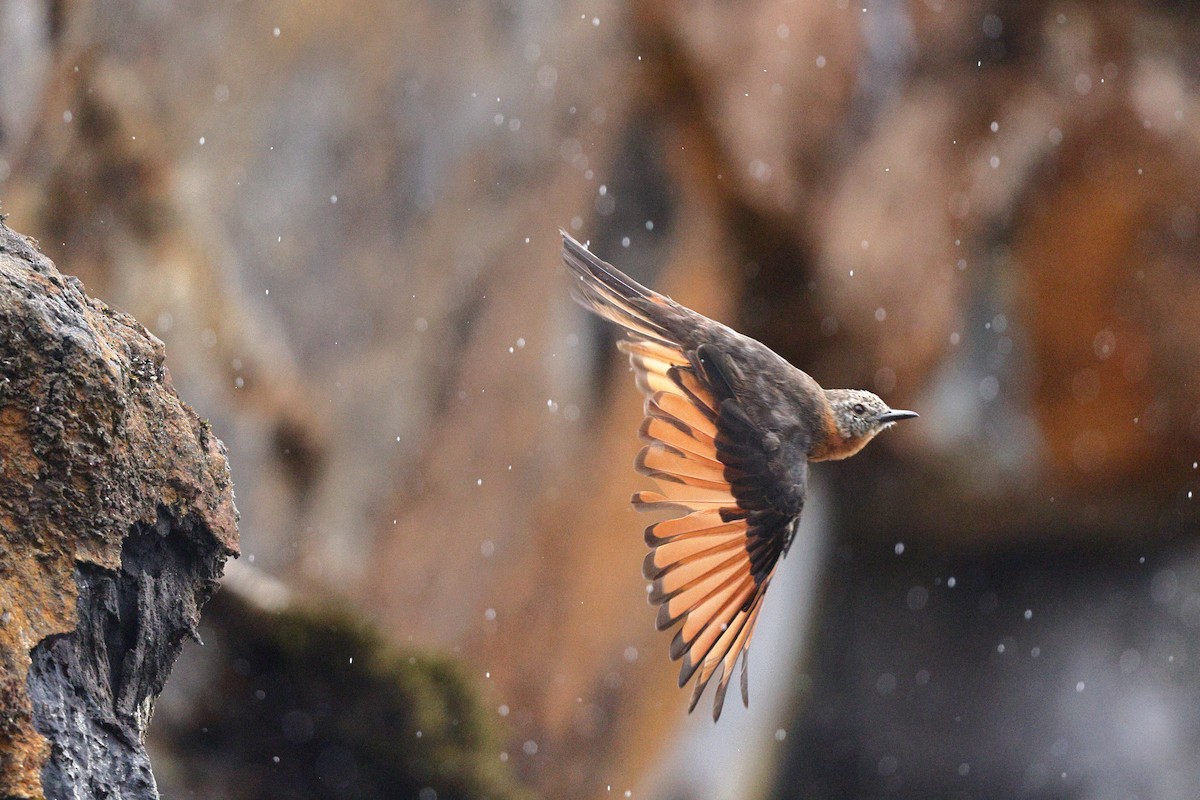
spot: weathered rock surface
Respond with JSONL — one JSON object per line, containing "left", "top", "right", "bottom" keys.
{"left": 0, "top": 220, "right": 237, "bottom": 799}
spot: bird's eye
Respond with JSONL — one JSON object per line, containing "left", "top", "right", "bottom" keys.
{"left": 852, "top": 403, "right": 866, "bottom": 416}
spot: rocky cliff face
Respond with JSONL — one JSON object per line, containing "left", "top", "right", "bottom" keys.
{"left": 0, "top": 221, "right": 238, "bottom": 798}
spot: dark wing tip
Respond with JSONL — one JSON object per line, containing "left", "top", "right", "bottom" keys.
{"left": 740, "top": 648, "right": 750, "bottom": 707}
{"left": 559, "top": 228, "right": 586, "bottom": 256}
{"left": 559, "top": 227, "right": 658, "bottom": 303}
{"left": 560, "top": 229, "right": 599, "bottom": 269}
{"left": 642, "top": 549, "right": 662, "bottom": 580}
{"left": 712, "top": 679, "right": 729, "bottom": 722}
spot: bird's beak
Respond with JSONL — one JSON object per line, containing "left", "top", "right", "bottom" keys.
{"left": 876, "top": 409, "right": 919, "bottom": 424}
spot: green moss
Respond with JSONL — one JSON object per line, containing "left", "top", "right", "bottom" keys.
{"left": 176, "top": 592, "right": 529, "bottom": 800}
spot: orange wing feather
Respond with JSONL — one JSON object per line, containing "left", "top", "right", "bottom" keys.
{"left": 627, "top": 349, "right": 776, "bottom": 719}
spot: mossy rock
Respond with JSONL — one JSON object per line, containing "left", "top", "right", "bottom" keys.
{"left": 164, "top": 590, "right": 528, "bottom": 800}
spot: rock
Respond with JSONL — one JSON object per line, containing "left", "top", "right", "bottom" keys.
{"left": 0, "top": 220, "right": 237, "bottom": 799}
{"left": 153, "top": 563, "right": 529, "bottom": 800}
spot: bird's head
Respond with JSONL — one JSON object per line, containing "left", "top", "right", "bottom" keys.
{"left": 812, "top": 389, "right": 918, "bottom": 461}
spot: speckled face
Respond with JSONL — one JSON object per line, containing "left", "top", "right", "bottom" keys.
{"left": 826, "top": 389, "right": 900, "bottom": 440}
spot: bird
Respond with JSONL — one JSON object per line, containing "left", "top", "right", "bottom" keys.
{"left": 561, "top": 230, "right": 918, "bottom": 721}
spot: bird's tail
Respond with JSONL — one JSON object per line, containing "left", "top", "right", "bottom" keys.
{"left": 560, "top": 230, "right": 680, "bottom": 346}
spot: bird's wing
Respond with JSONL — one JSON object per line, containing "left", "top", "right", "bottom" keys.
{"left": 562, "top": 231, "right": 807, "bottom": 721}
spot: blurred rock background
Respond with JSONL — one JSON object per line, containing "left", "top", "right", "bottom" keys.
{"left": 1, "top": 1, "right": 1198, "bottom": 798}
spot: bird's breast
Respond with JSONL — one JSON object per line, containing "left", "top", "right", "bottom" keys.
{"left": 809, "top": 433, "right": 875, "bottom": 462}
{"left": 805, "top": 405, "right": 867, "bottom": 462}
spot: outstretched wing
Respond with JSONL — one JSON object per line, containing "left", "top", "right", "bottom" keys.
{"left": 561, "top": 231, "right": 807, "bottom": 721}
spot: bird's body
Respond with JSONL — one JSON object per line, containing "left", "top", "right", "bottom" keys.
{"left": 561, "top": 230, "right": 916, "bottom": 720}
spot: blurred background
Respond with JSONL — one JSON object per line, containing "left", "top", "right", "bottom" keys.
{"left": 2, "top": 1, "right": 1200, "bottom": 798}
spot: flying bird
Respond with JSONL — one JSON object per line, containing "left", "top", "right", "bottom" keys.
{"left": 561, "top": 230, "right": 918, "bottom": 721}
